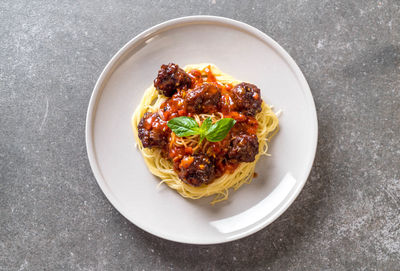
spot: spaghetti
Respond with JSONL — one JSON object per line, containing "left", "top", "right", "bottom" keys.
{"left": 132, "top": 63, "right": 279, "bottom": 204}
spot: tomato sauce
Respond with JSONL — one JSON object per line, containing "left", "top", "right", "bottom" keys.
{"left": 147, "top": 66, "right": 259, "bottom": 178}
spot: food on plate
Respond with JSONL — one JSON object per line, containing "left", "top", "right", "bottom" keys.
{"left": 132, "top": 63, "right": 279, "bottom": 204}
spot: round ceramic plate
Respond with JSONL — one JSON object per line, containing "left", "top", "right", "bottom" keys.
{"left": 86, "top": 16, "right": 317, "bottom": 244}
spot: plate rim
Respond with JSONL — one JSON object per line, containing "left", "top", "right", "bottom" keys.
{"left": 86, "top": 15, "right": 318, "bottom": 244}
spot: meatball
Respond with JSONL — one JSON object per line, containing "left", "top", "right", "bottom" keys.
{"left": 227, "top": 134, "right": 259, "bottom": 162}
{"left": 178, "top": 154, "right": 215, "bottom": 186}
{"left": 186, "top": 83, "right": 221, "bottom": 113}
{"left": 138, "top": 112, "right": 169, "bottom": 148}
{"left": 153, "top": 63, "right": 192, "bottom": 97}
{"left": 231, "top": 82, "right": 262, "bottom": 116}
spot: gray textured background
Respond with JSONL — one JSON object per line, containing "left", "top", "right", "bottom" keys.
{"left": 1, "top": 0, "right": 399, "bottom": 270}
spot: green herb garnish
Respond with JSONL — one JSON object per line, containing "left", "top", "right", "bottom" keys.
{"left": 167, "top": 116, "right": 236, "bottom": 143}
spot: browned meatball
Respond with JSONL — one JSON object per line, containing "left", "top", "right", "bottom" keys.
{"left": 153, "top": 63, "right": 192, "bottom": 97}
{"left": 227, "top": 134, "right": 259, "bottom": 162}
{"left": 186, "top": 83, "right": 221, "bottom": 113}
{"left": 231, "top": 82, "right": 262, "bottom": 116}
{"left": 137, "top": 112, "right": 169, "bottom": 148}
{"left": 178, "top": 154, "right": 215, "bottom": 186}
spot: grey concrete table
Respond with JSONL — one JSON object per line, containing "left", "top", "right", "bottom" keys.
{"left": 1, "top": 1, "right": 399, "bottom": 270}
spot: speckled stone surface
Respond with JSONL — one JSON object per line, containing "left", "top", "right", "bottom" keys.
{"left": 1, "top": 0, "right": 399, "bottom": 270}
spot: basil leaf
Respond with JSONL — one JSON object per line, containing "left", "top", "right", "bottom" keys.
{"left": 200, "top": 117, "right": 213, "bottom": 133}
{"left": 167, "top": 116, "right": 200, "bottom": 137}
{"left": 198, "top": 117, "right": 212, "bottom": 144}
{"left": 205, "top": 118, "right": 236, "bottom": 142}
{"left": 167, "top": 116, "right": 236, "bottom": 143}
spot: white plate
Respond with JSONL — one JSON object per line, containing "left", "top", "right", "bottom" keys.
{"left": 86, "top": 16, "right": 318, "bottom": 244}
